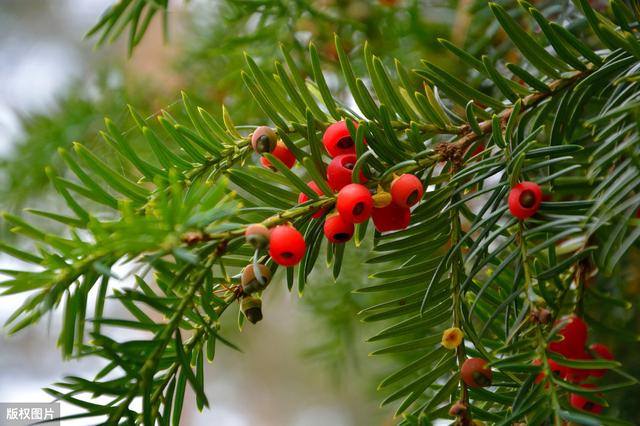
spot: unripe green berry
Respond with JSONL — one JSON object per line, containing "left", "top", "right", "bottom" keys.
{"left": 241, "top": 263, "right": 272, "bottom": 294}
{"left": 241, "top": 296, "right": 263, "bottom": 324}
{"left": 245, "top": 223, "right": 270, "bottom": 249}
{"left": 251, "top": 126, "right": 277, "bottom": 154}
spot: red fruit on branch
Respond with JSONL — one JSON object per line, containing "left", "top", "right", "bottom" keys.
{"left": 508, "top": 181, "right": 543, "bottom": 219}
{"left": 327, "top": 154, "right": 367, "bottom": 191}
{"left": 269, "top": 225, "right": 306, "bottom": 266}
{"left": 564, "top": 351, "right": 592, "bottom": 383}
{"left": 461, "top": 358, "right": 493, "bottom": 388}
{"left": 251, "top": 126, "right": 278, "bottom": 154}
{"left": 260, "top": 141, "right": 296, "bottom": 169}
{"left": 570, "top": 384, "right": 604, "bottom": 414}
{"left": 469, "top": 143, "right": 485, "bottom": 157}
{"left": 390, "top": 174, "right": 424, "bottom": 208}
{"left": 371, "top": 203, "right": 411, "bottom": 232}
{"left": 548, "top": 315, "right": 588, "bottom": 358}
{"left": 588, "top": 343, "right": 614, "bottom": 378}
{"left": 548, "top": 359, "right": 568, "bottom": 380}
{"left": 298, "top": 181, "right": 328, "bottom": 219}
{"left": 323, "top": 214, "right": 355, "bottom": 244}
{"left": 533, "top": 358, "right": 567, "bottom": 384}
{"left": 322, "top": 120, "right": 365, "bottom": 157}
{"left": 336, "top": 184, "right": 373, "bottom": 224}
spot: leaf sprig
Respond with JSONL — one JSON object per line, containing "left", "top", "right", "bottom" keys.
{"left": 3, "top": 0, "right": 640, "bottom": 424}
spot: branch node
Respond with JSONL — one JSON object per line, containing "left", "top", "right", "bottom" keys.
{"left": 182, "top": 231, "right": 212, "bottom": 245}
{"left": 435, "top": 143, "right": 464, "bottom": 168}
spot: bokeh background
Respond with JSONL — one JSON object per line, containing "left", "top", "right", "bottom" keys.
{"left": 1, "top": 0, "right": 639, "bottom": 425}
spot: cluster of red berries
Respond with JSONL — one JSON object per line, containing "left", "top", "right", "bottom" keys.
{"left": 316, "top": 121, "right": 424, "bottom": 241}
{"left": 250, "top": 121, "right": 424, "bottom": 262}
{"left": 534, "top": 315, "right": 614, "bottom": 414}
{"left": 508, "top": 181, "right": 543, "bottom": 220}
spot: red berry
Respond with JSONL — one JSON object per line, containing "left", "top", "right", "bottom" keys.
{"left": 298, "top": 181, "right": 328, "bottom": 219}
{"left": 260, "top": 141, "right": 295, "bottom": 169}
{"left": 461, "top": 358, "right": 492, "bottom": 388}
{"left": 570, "top": 384, "right": 603, "bottom": 414}
{"left": 269, "top": 225, "right": 305, "bottom": 266}
{"left": 322, "top": 120, "right": 365, "bottom": 157}
{"left": 371, "top": 203, "right": 411, "bottom": 232}
{"left": 588, "top": 343, "right": 614, "bottom": 378}
{"left": 532, "top": 359, "right": 544, "bottom": 384}
{"left": 323, "top": 214, "right": 355, "bottom": 244}
{"left": 508, "top": 181, "right": 543, "bottom": 220}
{"left": 548, "top": 359, "right": 568, "bottom": 380}
{"left": 337, "top": 184, "right": 373, "bottom": 224}
{"left": 326, "top": 154, "right": 367, "bottom": 191}
{"left": 469, "top": 143, "right": 485, "bottom": 157}
{"left": 251, "top": 126, "right": 277, "bottom": 154}
{"left": 533, "top": 359, "right": 567, "bottom": 384}
{"left": 390, "top": 174, "right": 424, "bottom": 208}
{"left": 548, "top": 315, "right": 588, "bottom": 358}
{"left": 564, "top": 350, "right": 592, "bottom": 383}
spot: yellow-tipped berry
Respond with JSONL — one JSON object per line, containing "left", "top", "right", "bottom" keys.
{"left": 441, "top": 327, "right": 464, "bottom": 349}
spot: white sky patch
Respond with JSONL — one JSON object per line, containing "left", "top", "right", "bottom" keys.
{"left": 0, "top": 42, "right": 81, "bottom": 113}
{"left": 63, "top": 0, "right": 118, "bottom": 27}
{"left": 0, "top": 104, "right": 21, "bottom": 156}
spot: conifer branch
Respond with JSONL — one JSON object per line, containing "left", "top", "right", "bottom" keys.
{"left": 451, "top": 68, "right": 591, "bottom": 152}
{"left": 4, "top": 1, "right": 640, "bottom": 424}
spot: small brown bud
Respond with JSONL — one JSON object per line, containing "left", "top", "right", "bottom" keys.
{"left": 537, "top": 308, "right": 552, "bottom": 324}
{"left": 530, "top": 307, "right": 552, "bottom": 324}
{"left": 448, "top": 400, "right": 467, "bottom": 416}
{"left": 215, "top": 240, "right": 228, "bottom": 257}
{"left": 182, "top": 231, "right": 210, "bottom": 245}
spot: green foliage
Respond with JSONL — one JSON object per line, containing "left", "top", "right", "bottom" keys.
{"left": 2, "top": 0, "right": 640, "bottom": 425}
{"left": 0, "top": 76, "right": 132, "bottom": 210}
{"left": 87, "top": 0, "right": 170, "bottom": 55}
